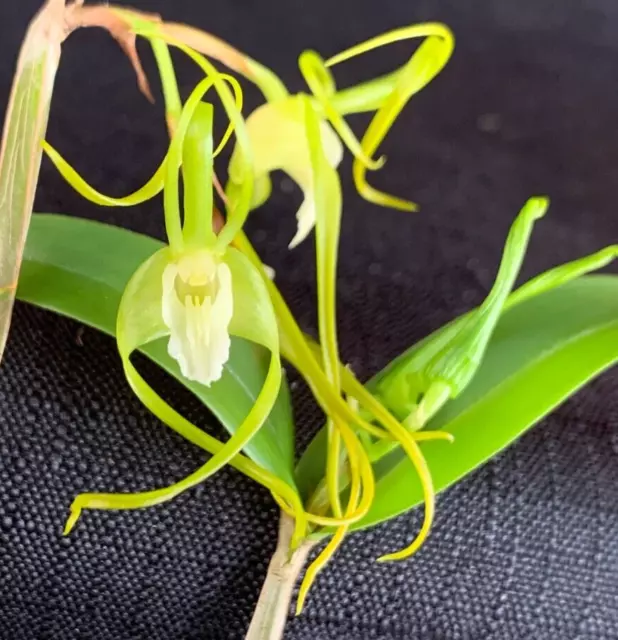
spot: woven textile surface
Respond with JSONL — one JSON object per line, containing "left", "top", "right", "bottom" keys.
{"left": 0, "top": 0, "right": 617, "bottom": 638}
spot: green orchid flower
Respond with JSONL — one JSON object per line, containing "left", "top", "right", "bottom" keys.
{"left": 226, "top": 23, "right": 454, "bottom": 248}
{"left": 228, "top": 95, "right": 344, "bottom": 248}
{"left": 42, "top": 47, "right": 317, "bottom": 546}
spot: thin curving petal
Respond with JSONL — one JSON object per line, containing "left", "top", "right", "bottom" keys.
{"left": 326, "top": 23, "right": 455, "bottom": 212}
{"left": 42, "top": 140, "right": 167, "bottom": 207}
{"left": 299, "top": 50, "right": 384, "bottom": 171}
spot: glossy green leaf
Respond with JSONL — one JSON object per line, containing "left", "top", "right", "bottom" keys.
{"left": 297, "top": 276, "right": 618, "bottom": 531}
{"left": 16, "top": 213, "right": 297, "bottom": 489}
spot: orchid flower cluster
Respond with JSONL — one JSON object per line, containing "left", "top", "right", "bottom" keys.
{"left": 41, "top": 13, "right": 549, "bottom": 612}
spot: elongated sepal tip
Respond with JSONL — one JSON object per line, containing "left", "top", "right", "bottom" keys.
{"left": 524, "top": 195, "right": 550, "bottom": 220}
{"left": 295, "top": 569, "right": 314, "bottom": 616}
{"left": 365, "top": 153, "right": 387, "bottom": 171}
{"left": 401, "top": 200, "right": 420, "bottom": 213}
{"left": 376, "top": 549, "right": 412, "bottom": 563}
{"left": 422, "top": 431, "right": 455, "bottom": 444}
{"left": 378, "top": 195, "right": 419, "bottom": 213}
{"left": 295, "top": 594, "right": 307, "bottom": 617}
{"left": 63, "top": 506, "right": 82, "bottom": 536}
{"left": 376, "top": 531, "right": 430, "bottom": 563}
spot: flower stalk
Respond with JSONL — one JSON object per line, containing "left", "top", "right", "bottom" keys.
{"left": 245, "top": 515, "right": 317, "bottom": 640}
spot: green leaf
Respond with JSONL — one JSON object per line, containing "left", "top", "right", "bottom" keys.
{"left": 17, "top": 213, "right": 297, "bottom": 490}
{"left": 296, "top": 276, "right": 618, "bottom": 531}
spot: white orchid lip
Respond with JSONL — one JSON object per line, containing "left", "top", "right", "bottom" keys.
{"left": 162, "top": 250, "right": 234, "bottom": 387}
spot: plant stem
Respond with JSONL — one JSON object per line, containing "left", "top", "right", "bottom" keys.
{"left": 245, "top": 514, "right": 317, "bottom": 640}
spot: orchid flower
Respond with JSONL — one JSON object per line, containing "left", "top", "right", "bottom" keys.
{"left": 227, "top": 95, "right": 344, "bottom": 248}
{"left": 43, "top": 45, "right": 314, "bottom": 548}
{"left": 226, "top": 23, "right": 454, "bottom": 248}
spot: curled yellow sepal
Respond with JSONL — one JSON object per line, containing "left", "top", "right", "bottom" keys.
{"left": 292, "top": 97, "right": 371, "bottom": 612}
{"left": 327, "top": 23, "right": 455, "bottom": 212}
{"left": 41, "top": 70, "right": 242, "bottom": 212}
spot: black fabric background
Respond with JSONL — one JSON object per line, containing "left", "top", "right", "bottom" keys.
{"left": 1, "top": 0, "right": 618, "bottom": 638}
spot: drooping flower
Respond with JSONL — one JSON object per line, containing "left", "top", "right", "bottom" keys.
{"left": 226, "top": 23, "right": 454, "bottom": 248}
